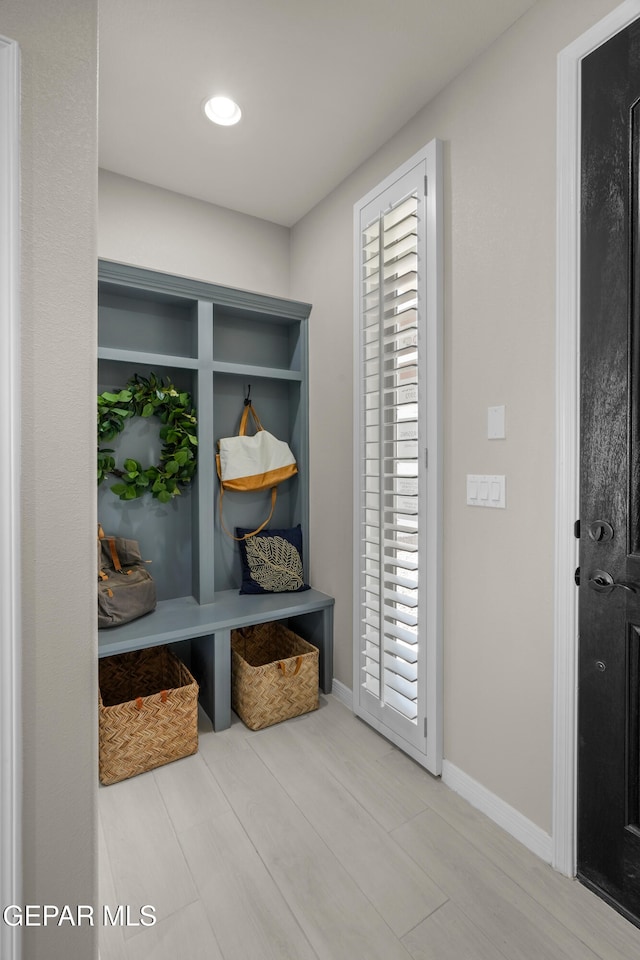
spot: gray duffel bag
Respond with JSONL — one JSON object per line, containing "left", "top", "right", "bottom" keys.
{"left": 98, "top": 526, "right": 156, "bottom": 629}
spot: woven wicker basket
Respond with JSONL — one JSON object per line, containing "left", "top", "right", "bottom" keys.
{"left": 231, "top": 622, "right": 319, "bottom": 731}
{"left": 99, "top": 646, "right": 198, "bottom": 785}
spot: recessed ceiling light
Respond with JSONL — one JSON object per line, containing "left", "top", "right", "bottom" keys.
{"left": 203, "top": 96, "right": 242, "bottom": 126}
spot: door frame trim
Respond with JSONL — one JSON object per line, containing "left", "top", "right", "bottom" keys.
{"left": 0, "top": 32, "right": 21, "bottom": 960}
{"left": 554, "top": 0, "right": 640, "bottom": 877}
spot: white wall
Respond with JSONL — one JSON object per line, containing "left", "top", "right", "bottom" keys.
{"left": 99, "top": 170, "right": 290, "bottom": 298}
{"left": 290, "top": 0, "right": 623, "bottom": 835}
{"left": 2, "top": 2, "right": 99, "bottom": 958}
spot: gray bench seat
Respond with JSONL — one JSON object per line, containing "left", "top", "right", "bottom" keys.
{"left": 98, "top": 588, "right": 334, "bottom": 731}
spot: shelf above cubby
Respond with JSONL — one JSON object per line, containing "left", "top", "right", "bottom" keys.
{"left": 97, "top": 349, "right": 304, "bottom": 381}
{"left": 210, "top": 360, "right": 303, "bottom": 381}
{"left": 98, "top": 346, "right": 200, "bottom": 369}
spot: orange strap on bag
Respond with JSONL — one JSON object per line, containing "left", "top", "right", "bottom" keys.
{"left": 218, "top": 484, "right": 277, "bottom": 541}
{"left": 98, "top": 523, "right": 122, "bottom": 573}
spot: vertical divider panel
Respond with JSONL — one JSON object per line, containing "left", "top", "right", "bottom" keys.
{"left": 195, "top": 299, "right": 215, "bottom": 602}
{"left": 297, "top": 315, "right": 310, "bottom": 568}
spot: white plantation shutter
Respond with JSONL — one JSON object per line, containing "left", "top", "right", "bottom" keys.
{"left": 353, "top": 141, "right": 443, "bottom": 774}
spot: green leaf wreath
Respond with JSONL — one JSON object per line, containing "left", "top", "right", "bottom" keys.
{"left": 98, "top": 373, "right": 198, "bottom": 503}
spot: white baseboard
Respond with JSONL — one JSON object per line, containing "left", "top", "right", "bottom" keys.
{"left": 329, "top": 678, "right": 353, "bottom": 710}
{"left": 325, "top": 683, "right": 553, "bottom": 865}
{"left": 442, "top": 760, "right": 553, "bottom": 864}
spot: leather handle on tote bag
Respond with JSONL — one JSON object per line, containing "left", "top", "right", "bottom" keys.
{"left": 239, "top": 402, "right": 263, "bottom": 436}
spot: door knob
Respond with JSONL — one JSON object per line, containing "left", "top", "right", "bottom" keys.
{"left": 588, "top": 569, "right": 637, "bottom": 593}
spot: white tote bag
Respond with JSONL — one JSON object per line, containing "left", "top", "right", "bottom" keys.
{"left": 216, "top": 403, "right": 297, "bottom": 538}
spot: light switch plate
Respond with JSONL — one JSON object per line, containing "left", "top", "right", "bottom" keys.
{"left": 488, "top": 405, "right": 506, "bottom": 439}
{"left": 467, "top": 474, "right": 506, "bottom": 508}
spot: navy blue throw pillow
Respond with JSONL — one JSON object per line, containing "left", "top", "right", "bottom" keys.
{"left": 236, "top": 524, "right": 310, "bottom": 594}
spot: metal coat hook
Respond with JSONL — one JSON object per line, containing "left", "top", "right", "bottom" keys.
{"left": 244, "top": 383, "right": 251, "bottom": 406}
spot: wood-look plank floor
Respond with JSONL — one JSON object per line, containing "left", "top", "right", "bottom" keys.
{"left": 98, "top": 696, "right": 640, "bottom": 960}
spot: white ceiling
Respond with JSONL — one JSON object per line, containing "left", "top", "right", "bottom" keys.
{"left": 98, "top": 0, "right": 537, "bottom": 227}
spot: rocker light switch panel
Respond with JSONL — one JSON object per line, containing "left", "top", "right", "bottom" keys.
{"left": 467, "top": 474, "right": 506, "bottom": 508}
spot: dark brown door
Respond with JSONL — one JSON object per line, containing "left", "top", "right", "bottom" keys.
{"left": 579, "top": 17, "right": 640, "bottom": 927}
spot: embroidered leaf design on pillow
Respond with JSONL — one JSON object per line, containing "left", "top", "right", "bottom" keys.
{"left": 245, "top": 535, "right": 304, "bottom": 592}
